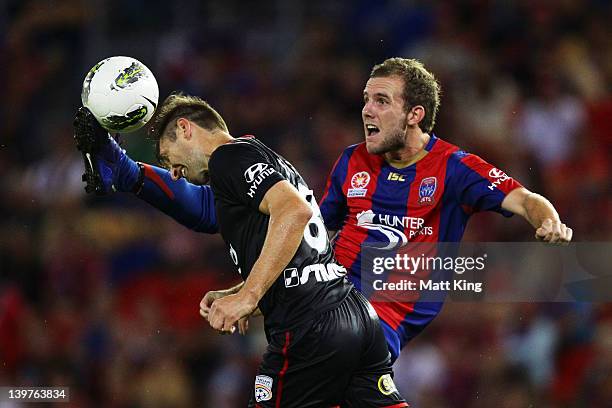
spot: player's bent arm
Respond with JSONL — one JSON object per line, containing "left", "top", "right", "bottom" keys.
{"left": 207, "top": 181, "right": 312, "bottom": 332}
{"left": 501, "top": 187, "right": 573, "bottom": 244}
{"left": 241, "top": 180, "right": 313, "bottom": 304}
{"left": 199, "top": 280, "right": 261, "bottom": 322}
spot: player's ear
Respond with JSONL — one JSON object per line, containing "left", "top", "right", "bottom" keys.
{"left": 407, "top": 105, "right": 425, "bottom": 127}
{"left": 176, "top": 118, "right": 192, "bottom": 140}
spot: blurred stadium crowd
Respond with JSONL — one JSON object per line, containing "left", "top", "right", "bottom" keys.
{"left": 1, "top": 1, "right": 611, "bottom": 407}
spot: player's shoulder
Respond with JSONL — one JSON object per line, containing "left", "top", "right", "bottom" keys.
{"left": 429, "top": 136, "right": 471, "bottom": 165}
{"left": 433, "top": 137, "right": 498, "bottom": 175}
{"left": 341, "top": 142, "right": 365, "bottom": 158}
{"left": 210, "top": 137, "right": 262, "bottom": 167}
{"left": 328, "top": 142, "right": 368, "bottom": 173}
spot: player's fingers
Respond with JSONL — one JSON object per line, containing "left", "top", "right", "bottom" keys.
{"left": 222, "top": 319, "right": 236, "bottom": 334}
{"left": 551, "top": 222, "right": 563, "bottom": 244}
{"left": 559, "top": 225, "right": 572, "bottom": 245}
{"left": 208, "top": 304, "right": 222, "bottom": 330}
{"left": 217, "top": 325, "right": 234, "bottom": 335}
{"left": 210, "top": 316, "right": 223, "bottom": 331}
{"left": 556, "top": 223, "right": 567, "bottom": 243}
{"left": 238, "top": 317, "right": 249, "bottom": 335}
{"left": 200, "top": 297, "right": 210, "bottom": 312}
{"left": 201, "top": 292, "right": 216, "bottom": 310}
{"left": 540, "top": 228, "right": 554, "bottom": 242}
{"left": 199, "top": 308, "right": 208, "bottom": 320}
{"left": 566, "top": 227, "right": 573, "bottom": 242}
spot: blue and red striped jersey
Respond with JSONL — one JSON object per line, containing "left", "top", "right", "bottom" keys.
{"left": 319, "top": 135, "right": 522, "bottom": 359}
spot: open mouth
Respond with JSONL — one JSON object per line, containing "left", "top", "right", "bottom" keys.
{"left": 365, "top": 124, "right": 380, "bottom": 137}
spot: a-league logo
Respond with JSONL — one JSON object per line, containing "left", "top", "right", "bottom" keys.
{"left": 351, "top": 171, "right": 370, "bottom": 189}
{"left": 348, "top": 171, "right": 370, "bottom": 198}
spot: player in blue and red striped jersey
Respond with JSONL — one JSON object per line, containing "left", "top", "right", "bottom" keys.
{"left": 319, "top": 58, "right": 573, "bottom": 362}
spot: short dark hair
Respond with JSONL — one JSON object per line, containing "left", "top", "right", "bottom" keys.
{"left": 148, "top": 92, "right": 228, "bottom": 163}
{"left": 370, "top": 58, "right": 441, "bottom": 133}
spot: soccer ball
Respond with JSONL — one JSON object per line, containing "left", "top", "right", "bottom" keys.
{"left": 81, "top": 56, "right": 159, "bottom": 133}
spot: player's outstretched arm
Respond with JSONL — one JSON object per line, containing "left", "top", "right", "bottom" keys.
{"left": 207, "top": 181, "right": 312, "bottom": 333}
{"left": 136, "top": 164, "right": 218, "bottom": 233}
{"left": 501, "top": 187, "right": 573, "bottom": 244}
{"left": 73, "top": 107, "right": 218, "bottom": 233}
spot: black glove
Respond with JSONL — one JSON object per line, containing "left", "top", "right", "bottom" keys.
{"left": 73, "top": 106, "right": 141, "bottom": 194}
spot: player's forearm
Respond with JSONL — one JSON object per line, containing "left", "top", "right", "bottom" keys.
{"left": 136, "top": 164, "right": 219, "bottom": 233}
{"left": 221, "top": 282, "right": 245, "bottom": 295}
{"left": 522, "top": 192, "right": 560, "bottom": 228}
{"left": 240, "top": 206, "right": 312, "bottom": 303}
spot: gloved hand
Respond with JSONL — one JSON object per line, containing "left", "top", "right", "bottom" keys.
{"left": 73, "top": 106, "right": 141, "bottom": 194}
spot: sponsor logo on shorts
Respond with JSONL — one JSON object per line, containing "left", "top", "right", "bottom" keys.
{"left": 283, "top": 263, "right": 346, "bottom": 288}
{"left": 418, "top": 177, "right": 437, "bottom": 205}
{"left": 254, "top": 375, "right": 273, "bottom": 402}
{"left": 348, "top": 171, "right": 370, "bottom": 198}
{"left": 377, "top": 374, "right": 398, "bottom": 396}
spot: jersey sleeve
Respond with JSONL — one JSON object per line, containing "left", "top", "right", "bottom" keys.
{"left": 450, "top": 151, "right": 523, "bottom": 217}
{"left": 137, "top": 164, "right": 218, "bottom": 233}
{"left": 319, "top": 150, "right": 350, "bottom": 231}
{"left": 209, "top": 141, "right": 286, "bottom": 210}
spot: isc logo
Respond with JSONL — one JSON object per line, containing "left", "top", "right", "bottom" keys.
{"left": 387, "top": 172, "right": 405, "bottom": 181}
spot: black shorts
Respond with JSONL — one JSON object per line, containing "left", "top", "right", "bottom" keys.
{"left": 248, "top": 289, "right": 408, "bottom": 408}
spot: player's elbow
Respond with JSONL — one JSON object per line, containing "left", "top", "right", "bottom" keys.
{"left": 291, "top": 201, "right": 313, "bottom": 226}
{"left": 276, "top": 199, "right": 312, "bottom": 231}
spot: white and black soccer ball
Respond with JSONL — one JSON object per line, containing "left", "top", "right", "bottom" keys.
{"left": 81, "top": 56, "right": 159, "bottom": 133}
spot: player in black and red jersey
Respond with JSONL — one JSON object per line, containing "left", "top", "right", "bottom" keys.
{"left": 74, "top": 95, "right": 407, "bottom": 407}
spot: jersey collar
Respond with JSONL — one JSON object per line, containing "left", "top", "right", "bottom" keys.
{"left": 425, "top": 133, "right": 438, "bottom": 152}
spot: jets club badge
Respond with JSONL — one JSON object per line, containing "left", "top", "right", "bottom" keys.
{"left": 418, "top": 177, "right": 437, "bottom": 205}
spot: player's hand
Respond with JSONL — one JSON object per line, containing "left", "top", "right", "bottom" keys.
{"left": 207, "top": 292, "right": 258, "bottom": 334}
{"left": 535, "top": 218, "right": 572, "bottom": 245}
{"left": 237, "top": 316, "right": 249, "bottom": 335}
{"left": 73, "top": 106, "right": 141, "bottom": 194}
{"left": 199, "top": 289, "right": 231, "bottom": 321}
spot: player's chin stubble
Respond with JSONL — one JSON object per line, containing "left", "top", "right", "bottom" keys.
{"left": 367, "top": 130, "right": 406, "bottom": 155}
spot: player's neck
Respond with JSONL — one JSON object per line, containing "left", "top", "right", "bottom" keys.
{"left": 384, "top": 132, "right": 430, "bottom": 168}
{"left": 205, "top": 131, "right": 234, "bottom": 156}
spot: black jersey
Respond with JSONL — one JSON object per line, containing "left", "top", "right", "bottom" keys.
{"left": 208, "top": 136, "right": 352, "bottom": 334}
